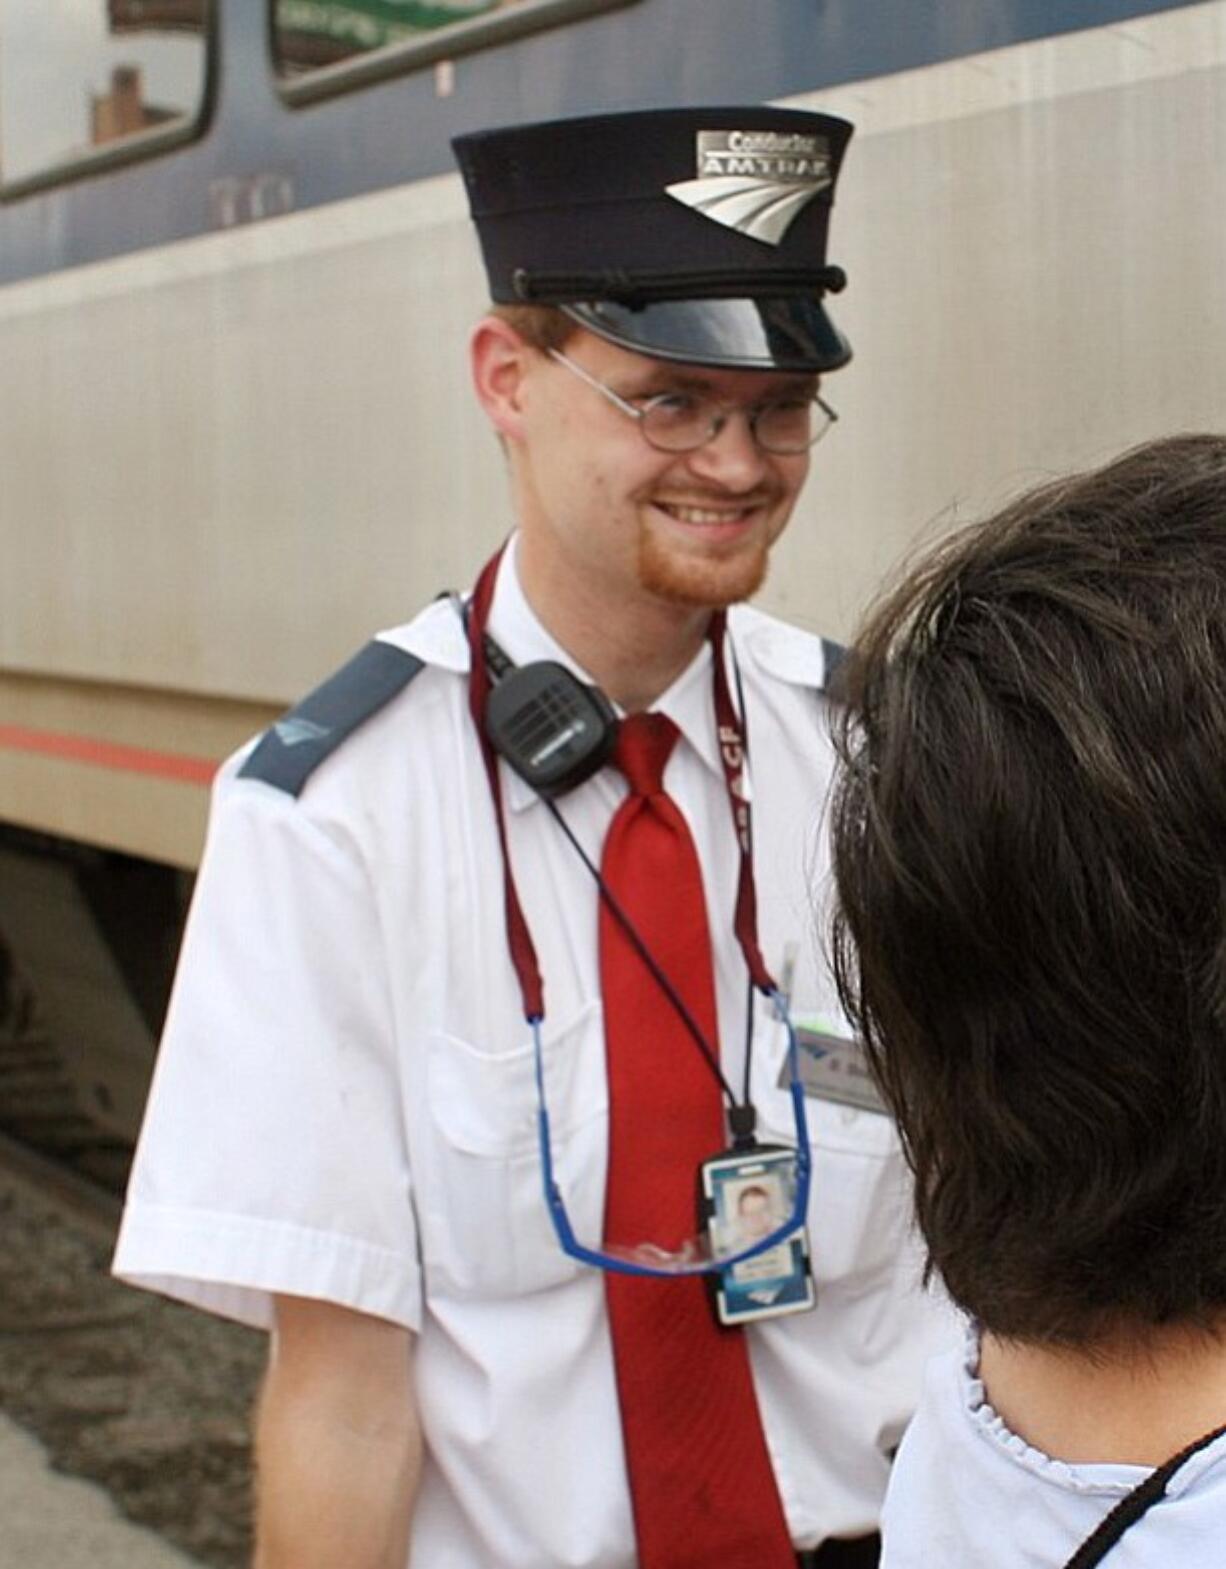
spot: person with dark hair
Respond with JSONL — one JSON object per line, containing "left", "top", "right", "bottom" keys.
{"left": 113, "top": 106, "right": 950, "bottom": 1568}
{"left": 829, "top": 432, "right": 1226, "bottom": 1566}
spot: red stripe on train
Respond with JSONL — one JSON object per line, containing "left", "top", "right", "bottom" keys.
{"left": 0, "top": 724, "right": 218, "bottom": 785}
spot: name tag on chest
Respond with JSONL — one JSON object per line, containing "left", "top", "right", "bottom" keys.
{"left": 780, "top": 1016, "right": 887, "bottom": 1115}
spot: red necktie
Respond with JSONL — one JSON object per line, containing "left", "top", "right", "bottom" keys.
{"left": 600, "top": 712, "right": 795, "bottom": 1569}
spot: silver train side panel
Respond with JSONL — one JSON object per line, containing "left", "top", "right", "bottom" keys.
{"left": 1, "top": 2, "right": 1224, "bottom": 865}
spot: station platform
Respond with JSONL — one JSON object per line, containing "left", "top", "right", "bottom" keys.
{"left": 0, "top": 1412, "right": 203, "bottom": 1569}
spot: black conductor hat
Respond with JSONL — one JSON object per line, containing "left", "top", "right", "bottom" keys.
{"left": 452, "top": 106, "right": 854, "bottom": 373}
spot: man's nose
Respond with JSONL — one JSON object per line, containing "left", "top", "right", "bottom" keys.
{"left": 683, "top": 410, "right": 770, "bottom": 490}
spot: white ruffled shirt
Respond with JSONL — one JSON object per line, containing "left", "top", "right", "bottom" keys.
{"left": 882, "top": 1325, "right": 1226, "bottom": 1567}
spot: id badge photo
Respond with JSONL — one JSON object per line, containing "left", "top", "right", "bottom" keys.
{"left": 699, "top": 1146, "right": 815, "bottom": 1327}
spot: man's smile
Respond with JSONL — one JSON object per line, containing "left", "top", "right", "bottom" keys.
{"left": 657, "top": 502, "right": 754, "bottom": 523}
{"left": 650, "top": 496, "right": 775, "bottom": 531}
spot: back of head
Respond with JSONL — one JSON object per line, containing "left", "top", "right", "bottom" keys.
{"left": 831, "top": 433, "right": 1226, "bottom": 1346}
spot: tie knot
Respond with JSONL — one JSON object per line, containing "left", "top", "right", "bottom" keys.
{"left": 614, "top": 712, "right": 679, "bottom": 797}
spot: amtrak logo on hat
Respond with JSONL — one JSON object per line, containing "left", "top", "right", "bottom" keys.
{"left": 666, "top": 130, "right": 833, "bottom": 247}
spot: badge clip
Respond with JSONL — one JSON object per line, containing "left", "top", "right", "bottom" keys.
{"left": 697, "top": 1145, "right": 816, "bottom": 1326}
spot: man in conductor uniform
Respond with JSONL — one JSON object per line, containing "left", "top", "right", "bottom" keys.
{"left": 115, "top": 108, "right": 950, "bottom": 1568}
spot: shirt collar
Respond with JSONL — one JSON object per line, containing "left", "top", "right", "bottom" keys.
{"left": 487, "top": 534, "right": 590, "bottom": 679}
{"left": 382, "top": 535, "right": 742, "bottom": 811}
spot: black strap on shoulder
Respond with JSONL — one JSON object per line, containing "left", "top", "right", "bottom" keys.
{"left": 1060, "top": 1422, "right": 1226, "bottom": 1569}
{"left": 238, "top": 640, "right": 423, "bottom": 797}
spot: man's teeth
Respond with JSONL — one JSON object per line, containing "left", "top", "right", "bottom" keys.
{"left": 660, "top": 504, "right": 752, "bottom": 524}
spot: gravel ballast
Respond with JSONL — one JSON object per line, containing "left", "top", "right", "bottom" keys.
{"left": 0, "top": 1168, "right": 263, "bottom": 1569}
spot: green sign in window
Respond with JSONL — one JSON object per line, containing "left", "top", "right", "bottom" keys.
{"left": 274, "top": 0, "right": 506, "bottom": 71}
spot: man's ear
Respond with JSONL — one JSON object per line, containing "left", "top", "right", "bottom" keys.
{"left": 469, "top": 315, "right": 535, "bottom": 442}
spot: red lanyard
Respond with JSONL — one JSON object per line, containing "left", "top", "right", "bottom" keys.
{"left": 464, "top": 543, "right": 776, "bottom": 1029}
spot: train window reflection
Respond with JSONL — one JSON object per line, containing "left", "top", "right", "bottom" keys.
{"left": 274, "top": 1, "right": 526, "bottom": 73}
{"left": 272, "top": 0, "right": 636, "bottom": 96}
{"left": 0, "top": 0, "right": 210, "bottom": 190}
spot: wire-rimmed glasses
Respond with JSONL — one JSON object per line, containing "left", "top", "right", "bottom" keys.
{"left": 548, "top": 348, "right": 838, "bottom": 455}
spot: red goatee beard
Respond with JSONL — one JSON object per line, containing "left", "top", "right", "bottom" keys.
{"left": 636, "top": 530, "right": 772, "bottom": 609}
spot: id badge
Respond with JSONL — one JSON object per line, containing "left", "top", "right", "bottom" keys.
{"left": 698, "top": 1146, "right": 815, "bottom": 1326}
{"left": 783, "top": 1012, "right": 887, "bottom": 1114}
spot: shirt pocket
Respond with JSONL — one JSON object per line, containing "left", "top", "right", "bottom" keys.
{"left": 750, "top": 999, "right": 911, "bottom": 1290}
{"left": 420, "top": 1002, "right": 609, "bottom": 1299}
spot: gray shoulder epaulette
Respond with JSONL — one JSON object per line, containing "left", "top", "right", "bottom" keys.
{"left": 821, "top": 637, "right": 848, "bottom": 699}
{"left": 239, "top": 640, "right": 424, "bottom": 797}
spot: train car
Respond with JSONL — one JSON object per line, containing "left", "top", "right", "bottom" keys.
{"left": 1, "top": 0, "right": 1224, "bottom": 1168}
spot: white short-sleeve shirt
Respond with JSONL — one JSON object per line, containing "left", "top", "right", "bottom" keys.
{"left": 115, "top": 542, "right": 953, "bottom": 1568}
{"left": 882, "top": 1326, "right": 1226, "bottom": 1568}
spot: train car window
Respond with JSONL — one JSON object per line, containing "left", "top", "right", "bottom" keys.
{"left": 0, "top": 0, "right": 213, "bottom": 198}
{"left": 272, "top": 0, "right": 638, "bottom": 104}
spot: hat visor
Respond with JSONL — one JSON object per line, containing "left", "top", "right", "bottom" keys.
{"left": 561, "top": 297, "right": 851, "bottom": 373}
